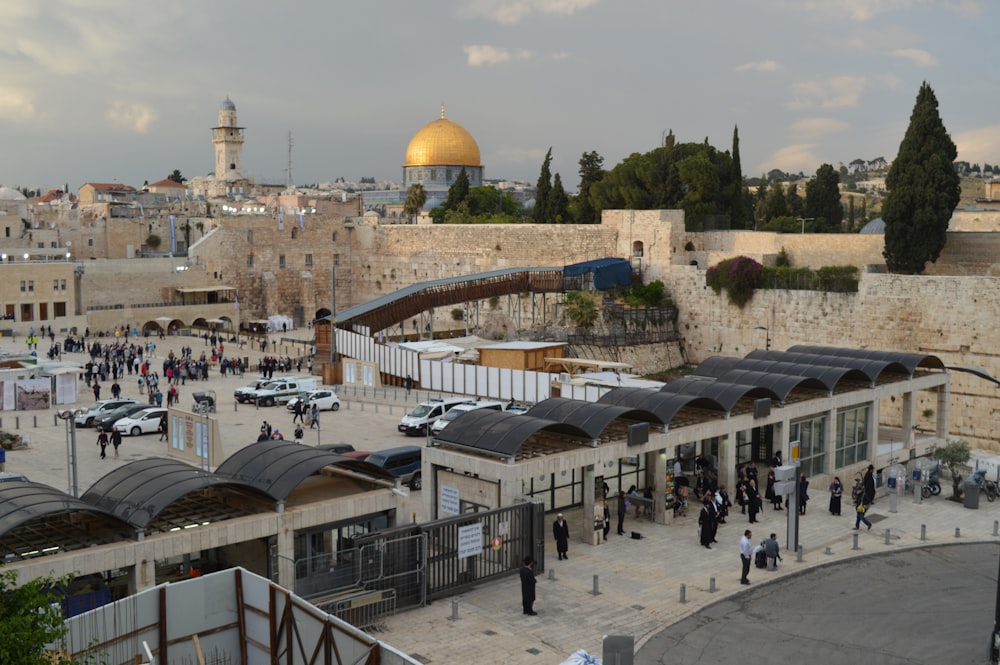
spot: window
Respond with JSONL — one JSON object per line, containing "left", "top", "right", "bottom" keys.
{"left": 790, "top": 415, "right": 826, "bottom": 477}
{"left": 54, "top": 302, "right": 66, "bottom": 317}
{"left": 291, "top": 227, "right": 298, "bottom": 239}
{"left": 332, "top": 231, "right": 338, "bottom": 243}
{"left": 28, "top": 281, "right": 33, "bottom": 292}
{"left": 88, "top": 238, "right": 94, "bottom": 246}
{"left": 37, "top": 242, "right": 44, "bottom": 249}
{"left": 53, "top": 280, "right": 59, "bottom": 292}
{"left": 247, "top": 230, "right": 253, "bottom": 243}
{"left": 279, "top": 255, "right": 286, "bottom": 268}
{"left": 19, "top": 303, "right": 32, "bottom": 321}
{"left": 836, "top": 405, "right": 870, "bottom": 468}
{"left": 247, "top": 254, "right": 254, "bottom": 268}
{"left": 61, "top": 279, "right": 66, "bottom": 291}
{"left": 4, "top": 227, "right": 8, "bottom": 237}
{"left": 333, "top": 254, "right": 340, "bottom": 266}
{"left": 305, "top": 254, "right": 313, "bottom": 267}
{"left": 20, "top": 281, "right": 25, "bottom": 293}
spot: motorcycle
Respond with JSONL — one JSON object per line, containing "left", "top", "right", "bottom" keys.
{"left": 971, "top": 469, "right": 998, "bottom": 502}
{"left": 920, "top": 462, "right": 942, "bottom": 498}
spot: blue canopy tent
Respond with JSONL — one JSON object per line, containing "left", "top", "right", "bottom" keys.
{"left": 563, "top": 258, "right": 632, "bottom": 290}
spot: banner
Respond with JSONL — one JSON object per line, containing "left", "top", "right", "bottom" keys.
{"left": 298, "top": 213, "right": 305, "bottom": 230}
{"left": 168, "top": 215, "right": 177, "bottom": 253}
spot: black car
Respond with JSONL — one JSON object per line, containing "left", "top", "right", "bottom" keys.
{"left": 316, "top": 443, "right": 356, "bottom": 455}
{"left": 96, "top": 403, "right": 150, "bottom": 432}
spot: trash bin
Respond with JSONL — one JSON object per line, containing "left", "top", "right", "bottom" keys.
{"left": 963, "top": 479, "right": 980, "bottom": 509}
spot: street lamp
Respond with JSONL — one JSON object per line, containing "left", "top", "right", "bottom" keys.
{"left": 56, "top": 409, "right": 86, "bottom": 497}
{"left": 196, "top": 401, "right": 210, "bottom": 472}
{"left": 797, "top": 217, "right": 815, "bottom": 234}
{"left": 753, "top": 325, "right": 771, "bottom": 351}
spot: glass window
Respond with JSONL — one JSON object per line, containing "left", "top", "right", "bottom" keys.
{"left": 835, "top": 405, "right": 870, "bottom": 468}
{"left": 53, "top": 280, "right": 59, "bottom": 292}
{"left": 20, "top": 281, "right": 25, "bottom": 292}
{"left": 28, "top": 280, "right": 33, "bottom": 292}
{"left": 61, "top": 279, "right": 66, "bottom": 291}
{"left": 790, "top": 415, "right": 826, "bottom": 477}
{"left": 305, "top": 254, "right": 313, "bottom": 267}
{"left": 247, "top": 254, "right": 254, "bottom": 268}
{"left": 279, "top": 255, "right": 286, "bottom": 268}
{"left": 54, "top": 302, "right": 66, "bottom": 317}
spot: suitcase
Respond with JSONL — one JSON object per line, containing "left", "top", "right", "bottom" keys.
{"left": 754, "top": 546, "right": 767, "bottom": 569}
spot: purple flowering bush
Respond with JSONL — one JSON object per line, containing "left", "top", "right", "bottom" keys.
{"left": 705, "top": 256, "right": 763, "bottom": 308}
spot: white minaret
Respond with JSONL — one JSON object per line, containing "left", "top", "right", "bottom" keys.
{"left": 212, "top": 97, "right": 245, "bottom": 181}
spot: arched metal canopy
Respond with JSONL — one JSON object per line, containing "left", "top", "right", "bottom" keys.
{"left": 786, "top": 345, "right": 945, "bottom": 376}
{"left": 526, "top": 397, "right": 665, "bottom": 438}
{"left": 215, "top": 440, "right": 394, "bottom": 497}
{"left": 714, "top": 369, "right": 829, "bottom": 402}
{"left": 436, "top": 410, "right": 593, "bottom": 458}
{"left": 747, "top": 350, "right": 909, "bottom": 383}
{"left": 597, "top": 387, "right": 726, "bottom": 424}
{"left": 658, "top": 376, "right": 781, "bottom": 413}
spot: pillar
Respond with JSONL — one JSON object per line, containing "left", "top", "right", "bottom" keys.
{"left": 718, "top": 428, "right": 736, "bottom": 493}
{"left": 274, "top": 515, "right": 296, "bottom": 590}
{"left": 653, "top": 448, "right": 668, "bottom": 525}
{"left": 582, "top": 464, "right": 602, "bottom": 546}
{"left": 936, "top": 383, "right": 950, "bottom": 440}
{"left": 824, "top": 408, "right": 837, "bottom": 476}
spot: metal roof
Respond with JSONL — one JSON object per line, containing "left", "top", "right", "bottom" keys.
{"left": 786, "top": 345, "right": 945, "bottom": 376}
{"left": 713, "top": 369, "right": 829, "bottom": 402}
{"left": 743, "top": 350, "right": 907, "bottom": 383}
{"left": 0, "top": 482, "right": 134, "bottom": 561}
{"left": 435, "top": 410, "right": 593, "bottom": 459}
{"left": 215, "top": 440, "right": 394, "bottom": 495}
{"left": 596, "top": 387, "right": 726, "bottom": 423}
{"left": 526, "top": 397, "right": 665, "bottom": 438}
{"left": 698, "top": 354, "right": 878, "bottom": 389}
{"left": 81, "top": 458, "right": 271, "bottom": 530}
{"left": 658, "top": 376, "right": 781, "bottom": 413}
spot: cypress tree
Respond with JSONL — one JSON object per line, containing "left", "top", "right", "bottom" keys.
{"left": 549, "top": 173, "right": 570, "bottom": 223}
{"left": 882, "top": 82, "right": 960, "bottom": 273}
{"left": 533, "top": 148, "right": 553, "bottom": 223}
{"left": 729, "top": 126, "right": 750, "bottom": 229}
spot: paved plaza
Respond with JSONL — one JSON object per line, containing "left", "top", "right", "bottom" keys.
{"left": 2, "top": 331, "right": 999, "bottom": 664}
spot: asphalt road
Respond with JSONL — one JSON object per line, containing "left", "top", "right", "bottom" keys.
{"left": 637, "top": 543, "right": 1000, "bottom": 665}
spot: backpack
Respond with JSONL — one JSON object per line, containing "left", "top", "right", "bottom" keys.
{"left": 754, "top": 542, "right": 768, "bottom": 569}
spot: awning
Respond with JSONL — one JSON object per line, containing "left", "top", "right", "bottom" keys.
{"left": 175, "top": 286, "right": 236, "bottom": 294}
{"left": 154, "top": 316, "right": 173, "bottom": 323}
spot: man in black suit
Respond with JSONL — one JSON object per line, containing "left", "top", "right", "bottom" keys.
{"left": 520, "top": 556, "right": 537, "bottom": 615}
{"left": 553, "top": 513, "right": 570, "bottom": 560}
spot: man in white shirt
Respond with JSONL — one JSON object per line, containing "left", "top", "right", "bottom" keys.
{"left": 739, "top": 529, "right": 753, "bottom": 585}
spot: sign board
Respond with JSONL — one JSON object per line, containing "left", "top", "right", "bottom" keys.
{"left": 457, "top": 522, "right": 483, "bottom": 559}
{"left": 439, "top": 485, "right": 460, "bottom": 516}
{"left": 628, "top": 422, "right": 649, "bottom": 446}
{"left": 790, "top": 440, "right": 800, "bottom": 461}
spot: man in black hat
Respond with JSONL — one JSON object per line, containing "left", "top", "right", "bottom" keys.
{"left": 520, "top": 556, "right": 537, "bottom": 615}
{"left": 553, "top": 513, "right": 570, "bottom": 560}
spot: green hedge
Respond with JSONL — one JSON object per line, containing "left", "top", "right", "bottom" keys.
{"left": 762, "top": 265, "right": 858, "bottom": 292}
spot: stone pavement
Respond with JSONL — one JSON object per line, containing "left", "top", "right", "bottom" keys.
{"left": 3, "top": 332, "right": 1000, "bottom": 663}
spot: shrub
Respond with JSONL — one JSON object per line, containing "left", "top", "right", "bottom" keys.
{"left": 450, "top": 308, "right": 464, "bottom": 321}
{"left": 706, "top": 256, "right": 763, "bottom": 308}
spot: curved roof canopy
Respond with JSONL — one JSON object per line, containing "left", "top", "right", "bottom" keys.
{"left": 713, "top": 369, "right": 829, "bottom": 402}
{"left": 658, "top": 376, "right": 781, "bottom": 413}
{"left": 436, "top": 410, "right": 593, "bottom": 458}
{"left": 597, "top": 387, "right": 726, "bottom": 425}
{"left": 81, "top": 458, "right": 271, "bottom": 530}
{"left": 526, "top": 397, "right": 664, "bottom": 438}
{"left": 0, "top": 482, "right": 133, "bottom": 559}
{"left": 786, "top": 345, "right": 945, "bottom": 376}
{"left": 215, "top": 440, "right": 394, "bottom": 495}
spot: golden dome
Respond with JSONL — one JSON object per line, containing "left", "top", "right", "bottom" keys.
{"left": 404, "top": 106, "right": 481, "bottom": 167}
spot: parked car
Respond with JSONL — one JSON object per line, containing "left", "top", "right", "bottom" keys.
{"left": 114, "top": 407, "right": 167, "bottom": 436}
{"left": 248, "top": 377, "right": 318, "bottom": 407}
{"left": 0, "top": 471, "right": 29, "bottom": 483}
{"left": 365, "top": 446, "right": 423, "bottom": 489}
{"left": 75, "top": 399, "right": 139, "bottom": 427}
{"left": 234, "top": 378, "right": 274, "bottom": 403}
{"left": 96, "top": 403, "right": 152, "bottom": 432}
{"left": 398, "top": 397, "right": 474, "bottom": 436}
{"left": 287, "top": 388, "right": 341, "bottom": 412}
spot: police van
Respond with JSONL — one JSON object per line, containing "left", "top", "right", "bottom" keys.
{"left": 398, "top": 397, "right": 474, "bottom": 436}
{"left": 429, "top": 400, "right": 505, "bottom": 436}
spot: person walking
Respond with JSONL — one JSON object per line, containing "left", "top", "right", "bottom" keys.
{"left": 763, "top": 533, "right": 783, "bottom": 571}
{"left": 798, "top": 474, "right": 810, "bottom": 515}
{"left": 519, "top": 556, "right": 537, "bottom": 615}
{"left": 158, "top": 414, "right": 168, "bottom": 441}
{"left": 829, "top": 476, "right": 844, "bottom": 516}
{"left": 698, "top": 498, "right": 716, "bottom": 549}
{"left": 616, "top": 490, "right": 627, "bottom": 535}
{"left": 739, "top": 529, "right": 753, "bottom": 585}
{"left": 553, "top": 513, "right": 570, "bottom": 560}
{"left": 855, "top": 465, "right": 876, "bottom": 530}
{"left": 97, "top": 430, "right": 109, "bottom": 459}
{"left": 309, "top": 403, "right": 319, "bottom": 429}
{"left": 405, "top": 374, "right": 413, "bottom": 396}
{"left": 292, "top": 400, "right": 304, "bottom": 424}
{"left": 111, "top": 429, "right": 122, "bottom": 458}
{"left": 602, "top": 499, "right": 611, "bottom": 541}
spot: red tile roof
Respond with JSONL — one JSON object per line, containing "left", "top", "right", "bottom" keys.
{"left": 83, "top": 183, "right": 136, "bottom": 192}
{"left": 148, "top": 179, "right": 187, "bottom": 189}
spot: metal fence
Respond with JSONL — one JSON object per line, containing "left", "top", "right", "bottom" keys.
{"left": 292, "top": 501, "right": 543, "bottom": 628}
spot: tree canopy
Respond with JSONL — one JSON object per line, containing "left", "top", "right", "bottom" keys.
{"left": 533, "top": 148, "right": 553, "bottom": 223}
{"left": 804, "top": 163, "right": 843, "bottom": 232}
{"left": 167, "top": 169, "right": 186, "bottom": 183}
{"left": 575, "top": 150, "right": 605, "bottom": 224}
{"left": 0, "top": 571, "right": 74, "bottom": 665}
{"left": 403, "top": 184, "right": 426, "bottom": 223}
{"left": 882, "top": 82, "right": 960, "bottom": 273}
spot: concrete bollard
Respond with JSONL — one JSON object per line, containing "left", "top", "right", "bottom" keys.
{"left": 921, "top": 524, "right": 927, "bottom": 541}
{"left": 679, "top": 584, "right": 686, "bottom": 604}
{"left": 54, "top": 414, "right": 58, "bottom": 426}
{"left": 709, "top": 577, "right": 716, "bottom": 593}
{"left": 994, "top": 521, "right": 998, "bottom": 537}
{"left": 884, "top": 528, "right": 891, "bottom": 545}
{"left": 955, "top": 528, "right": 961, "bottom": 538}
{"left": 889, "top": 492, "right": 898, "bottom": 513}
{"left": 375, "top": 403, "right": 379, "bottom": 414}
{"left": 592, "top": 575, "right": 601, "bottom": 596}
{"left": 450, "top": 599, "right": 459, "bottom": 621}
{"left": 15, "top": 416, "right": 19, "bottom": 429}
{"left": 548, "top": 568, "right": 556, "bottom": 581}
{"left": 852, "top": 534, "right": 860, "bottom": 550}
{"left": 797, "top": 545, "right": 803, "bottom": 562}
{"left": 824, "top": 546, "right": 833, "bottom": 556}
{"left": 234, "top": 400, "right": 237, "bottom": 412}
{"left": 360, "top": 402, "right": 365, "bottom": 412}
{"left": 33, "top": 415, "right": 37, "bottom": 428}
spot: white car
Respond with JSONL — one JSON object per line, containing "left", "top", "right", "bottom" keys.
{"left": 287, "top": 389, "right": 340, "bottom": 412}
{"left": 114, "top": 407, "right": 167, "bottom": 436}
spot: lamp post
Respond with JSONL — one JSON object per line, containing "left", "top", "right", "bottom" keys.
{"left": 797, "top": 217, "right": 815, "bottom": 234}
{"left": 753, "top": 325, "right": 771, "bottom": 351}
{"left": 196, "top": 401, "right": 210, "bottom": 472}
{"left": 56, "top": 409, "right": 85, "bottom": 497}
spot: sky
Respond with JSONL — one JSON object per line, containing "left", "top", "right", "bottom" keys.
{"left": 1, "top": 0, "right": 998, "bottom": 194}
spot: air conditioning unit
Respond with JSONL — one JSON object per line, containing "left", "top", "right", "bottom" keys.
{"left": 559, "top": 372, "right": 571, "bottom": 382}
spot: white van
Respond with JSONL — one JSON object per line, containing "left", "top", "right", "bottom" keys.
{"left": 398, "top": 397, "right": 474, "bottom": 436}
{"left": 430, "top": 400, "right": 505, "bottom": 436}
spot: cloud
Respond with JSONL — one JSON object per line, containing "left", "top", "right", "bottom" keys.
{"left": 465, "top": 45, "right": 533, "bottom": 66}
{"left": 788, "top": 75, "right": 867, "bottom": 110}
{"left": 791, "top": 117, "right": 851, "bottom": 138}
{"left": 776, "top": 0, "right": 983, "bottom": 22}
{"left": 761, "top": 143, "right": 822, "bottom": 174}
{"left": 954, "top": 125, "right": 1000, "bottom": 165}
{"left": 492, "top": 145, "right": 549, "bottom": 164}
{"left": 0, "top": 87, "right": 36, "bottom": 121}
{"left": 461, "top": 0, "right": 599, "bottom": 25}
{"left": 106, "top": 101, "right": 156, "bottom": 133}
{"left": 890, "top": 48, "right": 939, "bottom": 66}
{"left": 735, "top": 60, "right": 781, "bottom": 73}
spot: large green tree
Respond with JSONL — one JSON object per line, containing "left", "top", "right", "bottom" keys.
{"left": 804, "top": 163, "right": 843, "bottom": 232}
{"left": 0, "top": 571, "right": 74, "bottom": 664}
{"left": 533, "top": 148, "right": 553, "bottom": 223}
{"left": 403, "top": 183, "right": 426, "bottom": 223}
{"left": 882, "top": 81, "right": 960, "bottom": 273}
{"left": 442, "top": 168, "right": 470, "bottom": 212}
{"left": 167, "top": 169, "right": 186, "bottom": 183}
{"left": 549, "top": 173, "right": 570, "bottom": 223}
{"left": 575, "top": 151, "right": 605, "bottom": 224}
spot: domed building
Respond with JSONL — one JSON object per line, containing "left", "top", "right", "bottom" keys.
{"left": 403, "top": 105, "right": 484, "bottom": 192}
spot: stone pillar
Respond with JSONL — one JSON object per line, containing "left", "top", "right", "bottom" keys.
{"left": 653, "top": 449, "right": 668, "bottom": 525}
{"left": 901, "top": 390, "right": 916, "bottom": 440}
{"left": 824, "top": 408, "right": 837, "bottom": 476}
{"left": 274, "top": 515, "right": 296, "bottom": 590}
{"left": 582, "top": 464, "right": 602, "bottom": 546}
{"left": 718, "top": 428, "right": 736, "bottom": 493}
{"left": 936, "top": 383, "right": 950, "bottom": 440}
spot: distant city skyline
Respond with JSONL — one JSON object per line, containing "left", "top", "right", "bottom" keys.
{"left": 1, "top": 1, "right": 998, "bottom": 194}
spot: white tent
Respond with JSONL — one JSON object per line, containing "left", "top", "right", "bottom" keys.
{"left": 268, "top": 314, "right": 293, "bottom": 332}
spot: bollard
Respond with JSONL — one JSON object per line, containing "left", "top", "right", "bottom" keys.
{"left": 15, "top": 416, "right": 19, "bottom": 429}
{"left": 375, "top": 403, "right": 379, "bottom": 414}
{"left": 852, "top": 534, "right": 860, "bottom": 550}
{"left": 679, "top": 584, "right": 686, "bottom": 604}
{"left": 955, "top": 527, "right": 961, "bottom": 538}
{"left": 921, "top": 524, "right": 927, "bottom": 541}
{"left": 255, "top": 398, "right": 259, "bottom": 410}
{"left": 889, "top": 492, "right": 898, "bottom": 513}
{"left": 592, "top": 575, "right": 601, "bottom": 596}
{"left": 994, "top": 521, "right": 998, "bottom": 537}
{"left": 709, "top": 577, "right": 716, "bottom": 593}
{"left": 360, "top": 402, "right": 365, "bottom": 412}
{"left": 824, "top": 546, "right": 833, "bottom": 556}
{"left": 884, "top": 528, "right": 891, "bottom": 545}
{"left": 450, "top": 599, "right": 459, "bottom": 621}
{"left": 796, "top": 545, "right": 803, "bottom": 562}
{"left": 54, "top": 414, "right": 58, "bottom": 426}
{"left": 548, "top": 568, "right": 556, "bottom": 581}
{"left": 33, "top": 415, "right": 37, "bottom": 428}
